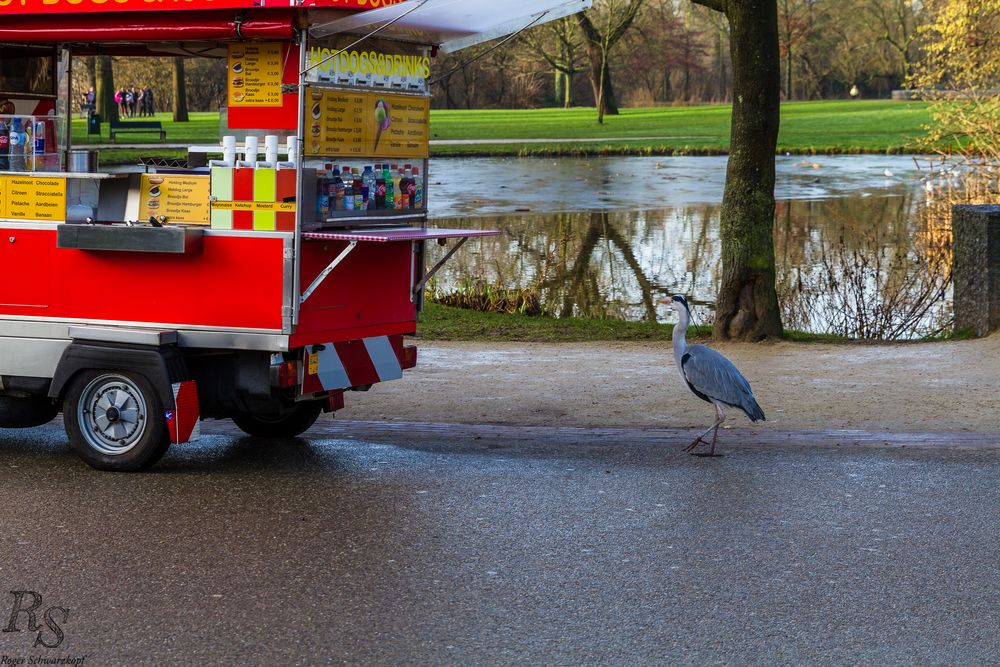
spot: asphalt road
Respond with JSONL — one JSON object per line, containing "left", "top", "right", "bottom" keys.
{"left": 1, "top": 421, "right": 999, "bottom": 666}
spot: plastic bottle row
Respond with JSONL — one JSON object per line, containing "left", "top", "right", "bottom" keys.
{"left": 317, "top": 162, "right": 424, "bottom": 217}
{"left": 0, "top": 117, "right": 53, "bottom": 173}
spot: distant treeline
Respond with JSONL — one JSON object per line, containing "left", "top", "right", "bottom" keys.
{"left": 429, "top": 0, "right": 928, "bottom": 111}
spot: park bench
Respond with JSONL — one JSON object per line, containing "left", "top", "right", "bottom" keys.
{"left": 109, "top": 119, "right": 166, "bottom": 143}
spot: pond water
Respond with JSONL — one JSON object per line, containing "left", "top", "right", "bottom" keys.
{"left": 425, "top": 155, "right": 953, "bottom": 339}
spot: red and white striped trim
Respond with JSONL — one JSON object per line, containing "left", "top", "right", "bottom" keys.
{"left": 302, "top": 335, "right": 405, "bottom": 393}
{"left": 166, "top": 380, "right": 201, "bottom": 444}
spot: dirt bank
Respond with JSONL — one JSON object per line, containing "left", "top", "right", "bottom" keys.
{"left": 337, "top": 334, "right": 1000, "bottom": 433}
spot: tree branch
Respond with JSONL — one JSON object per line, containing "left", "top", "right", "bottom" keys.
{"left": 691, "top": 0, "right": 727, "bottom": 14}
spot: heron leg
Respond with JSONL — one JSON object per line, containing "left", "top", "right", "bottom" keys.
{"left": 687, "top": 404, "right": 726, "bottom": 456}
{"left": 683, "top": 421, "right": 717, "bottom": 452}
{"left": 706, "top": 404, "right": 726, "bottom": 456}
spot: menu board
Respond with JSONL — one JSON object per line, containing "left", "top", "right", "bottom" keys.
{"left": 0, "top": 176, "right": 65, "bottom": 221}
{"left": 305, "top": 90, "right": 429, "bottom": 159}
{"left": 139, "top": 175, "right": 211, "bottom": 225}
{"left": 228, "top": 43, "right": 283, "bottom": 108}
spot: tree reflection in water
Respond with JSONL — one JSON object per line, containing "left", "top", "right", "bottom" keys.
{"left": 430, "top": 189, "right": 952, "bottom": 340}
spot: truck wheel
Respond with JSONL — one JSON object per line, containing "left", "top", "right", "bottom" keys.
{"left": 231, "top": 402, "right": 322, "bottom": 439}
{"left": 64, "top": 371, "right": 171, "bottom": 472}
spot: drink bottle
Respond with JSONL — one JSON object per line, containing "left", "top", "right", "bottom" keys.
{"left": 351, "top": 168, "right": 364, "bottom": 211}
{"left": 404, "top": 168, "right": 416, "bottom": 209}
{"left": 362, "top": 165, "right": 376, "bottom": 210}
{"left": 23, "top": 121, "right": 32, "bottom": 171}
{"left": 328, "top": 167, "right": 342, "bottom": 212}
{"left": 392, "top": 165, "right": 402, "bottom": 209}
{"left": 315, "top": 164, "right": 330, "bottom": 219}
{"left": 412, "top": 166, "right": 423, "bottom": 209}
{"left": 383, "top": 164, "right": 394, "bottom": 209}
{"left": 9, "top": 117, "right": 24, "bottom": 172}
{"left": 375, "top": 168, "right": 386, "bottom": 209}
{"left": 0, "top": 121, "right": 9, "bottom": 171}
{"left": 33, "top": 121, "right": 45, "bottom": 171}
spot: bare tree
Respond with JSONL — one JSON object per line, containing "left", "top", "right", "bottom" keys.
{"left": 777, "top": 0, "right": 816, "bottom": 99}
{"left": 576, "top": 0, "right": 645, "bottom": 122}
{"left": 691, "top": 0, "right": 784, "bottom": 340}
{"left": 525, "top": 17, "right": 584, "bottom": 107}
{"left": 863, "top": 0, "right": 920, "bottom": 80}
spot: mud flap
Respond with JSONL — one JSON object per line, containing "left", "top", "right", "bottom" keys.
{"left": 166, "top": 381, "right": 201, "bottom": 444}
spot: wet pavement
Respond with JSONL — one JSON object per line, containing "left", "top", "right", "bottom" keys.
{"left": 2, "top": 420, "right": 999, "bottom": 664}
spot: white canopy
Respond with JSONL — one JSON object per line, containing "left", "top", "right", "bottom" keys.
{"left": 310, "top": 0, "right": 593, "bottom": 53}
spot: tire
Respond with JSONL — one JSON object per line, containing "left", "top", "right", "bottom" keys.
{"left": 0, "top": 396, "right": 59, "bottom": 428}
{"left": 230, "top": 402, "right": 322, "bottom": 439}
{"left": 63, "top": 371, "right": 171, "bottom": 472}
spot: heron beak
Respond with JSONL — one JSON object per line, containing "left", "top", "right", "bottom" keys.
{"left": 658, "top": 297, "right": 673, "bottom": 305}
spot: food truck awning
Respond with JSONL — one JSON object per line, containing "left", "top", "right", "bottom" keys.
{"left": 310, "top": 0, "right": 593, "bottom": 52}
{"left": 0, "top": 10, "right": 299, "bottom": 43}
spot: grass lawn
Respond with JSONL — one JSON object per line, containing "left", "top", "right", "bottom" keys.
{"left": 70, "top": 111, "right": 221, "bottom": 145}
{"left": 415, "top": 303, "right": 852, "bottom": 343}
{"left": 429, "top": 100, "right": 932, "bottom": 155}
{"left": 73, "top": 100, "right": 933, "bottom": 164}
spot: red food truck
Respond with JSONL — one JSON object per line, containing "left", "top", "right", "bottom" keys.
{"left": 0, "top": 0, "right": 591, "bottom": 470}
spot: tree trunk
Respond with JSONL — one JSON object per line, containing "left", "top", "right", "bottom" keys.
{"left": 695, "top": 0, "right": 784, "bottom": 341}
{"left": 95, "top": 55, "right": 118, "bottom": 123}
{"left": 86, "top": 57, "right": 97, "bottom": 91}
{"left": 582, "top": 41, "right": 619, "bottom": 117}
{"left": 785, "top": 48, "right": 793, "bottom": 99}
{"left": 172, "top": 57, "right": 189, "bottom": 122}
{"left": 555, "top": 70, "right": 565, "bottom": 107}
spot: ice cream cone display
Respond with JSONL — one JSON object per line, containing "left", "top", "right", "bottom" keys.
{"left": 373, "top": 98, "right": 390, "bottom": 152}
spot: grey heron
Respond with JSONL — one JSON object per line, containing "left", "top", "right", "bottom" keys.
{"left": 659, "top": 295, "right": 765, "bottom": 457}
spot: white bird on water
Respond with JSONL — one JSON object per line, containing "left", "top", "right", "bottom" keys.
{"left": 659, "top": 295, "right": 765, "bottom": 457}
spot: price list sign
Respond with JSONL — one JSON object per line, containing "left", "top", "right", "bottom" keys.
{"left": 139, "top": 175, "right": 211, "bottom": 225}
{"left": 228, "top": 43, "right": 283, "bottom": 108}
{"left": 306, "top": 89, "right": 428, "bottom": 159}
{"left": 0, "top": 176, "right": 66, "bottom": 221}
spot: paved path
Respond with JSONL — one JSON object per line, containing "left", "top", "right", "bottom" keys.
{"left": 2, "top": 420, "right": 999, "bottom": 664}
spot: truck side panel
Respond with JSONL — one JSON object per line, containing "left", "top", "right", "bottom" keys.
{"left": 292, "top": 238, "right": 417, "bottom": 347}
{"left": 0, "top": 227, "right": 286, "bottom": 332}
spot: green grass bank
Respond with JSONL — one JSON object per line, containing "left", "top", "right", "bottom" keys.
{"left": 72, "top": 100, "right": 932, "bottom": 162}
{"left": 415, "top": 303, "right": 854, "bottom": 343}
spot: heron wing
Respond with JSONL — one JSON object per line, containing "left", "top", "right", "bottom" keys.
{"left": 681, "top": 344, "right": 765, "bottom": 421}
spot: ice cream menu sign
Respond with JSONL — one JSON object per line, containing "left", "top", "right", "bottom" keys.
{"left": 306, "top": 90, "right": 428, "bottom": 159}
{"left": 0, "top": 176, "right": 66, "bottom": 221}
{"left": 228, "top": 43, "right": 283, "bottom": 108}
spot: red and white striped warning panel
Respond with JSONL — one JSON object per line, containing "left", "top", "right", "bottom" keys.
{"left": 302, "top": 335, "right": 414, "bottom": 394}
{"left": 166, "top": 380, "right": 201, "bottom": 444}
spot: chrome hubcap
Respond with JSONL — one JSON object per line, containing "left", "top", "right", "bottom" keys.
{"left": 78, "top": 375, "right": 147, "bottom": 456}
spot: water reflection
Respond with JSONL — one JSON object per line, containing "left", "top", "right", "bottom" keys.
{"left": 429, "top": 188, "right": 953, "bottom": 339}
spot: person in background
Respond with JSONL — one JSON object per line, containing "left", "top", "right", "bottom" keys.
{"left": 136, "top": 87, "right": 146, "bottom": 117}
{"left": 144, "top": 87, "right": 155, "bottom": 117}
{"left": 126, "top": 86, "right": 137, "bottom": 117}
{"left": 80, "top": 87, "right": 95, "bottom": 117}
{"left": 115, "top": 87, "right": 125, "bottom": 118}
